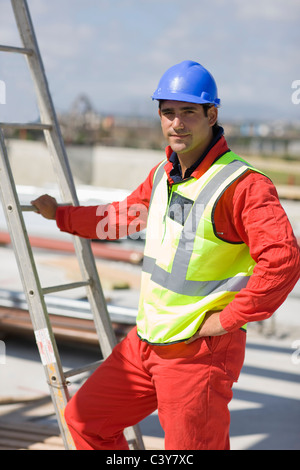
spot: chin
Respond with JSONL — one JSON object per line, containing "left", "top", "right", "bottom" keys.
{"left": 170, "top": 142, "right": 189, "bottom": 153}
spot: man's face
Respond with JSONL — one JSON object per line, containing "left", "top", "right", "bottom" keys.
{"left": 159, "top": 100, "right": 217, "bottom": 159}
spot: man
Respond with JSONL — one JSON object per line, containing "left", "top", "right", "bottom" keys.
{"left": 32, "top": 61, "right": 300, "bottom": 450}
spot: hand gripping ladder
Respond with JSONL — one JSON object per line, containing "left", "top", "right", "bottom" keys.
{"left": 0, "top": 0, "right": 144, "bottom": 450}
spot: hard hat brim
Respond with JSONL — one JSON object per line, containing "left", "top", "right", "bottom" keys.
{"left": 152, "top": 90, "right": 220, "bottom": 107}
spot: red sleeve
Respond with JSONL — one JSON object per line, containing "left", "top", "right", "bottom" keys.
{"left": 56, "top": 164, "right": 159, "bottom": 240}
{"left": 216, "top": 172, "right": 300, "bottom": 332}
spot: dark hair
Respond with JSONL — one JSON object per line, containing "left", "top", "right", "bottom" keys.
{"left": 202, "top": 103, "right": 219, "bottom": 130}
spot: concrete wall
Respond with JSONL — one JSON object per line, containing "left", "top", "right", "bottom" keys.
{"left": 5, "top": 139, "right": 164, "bottom": 191}
{"left": 6, "top": 139, "right": 56, "bottom": 187}
{"left": 91, "top": 145, "right": 164, "bottom": 190}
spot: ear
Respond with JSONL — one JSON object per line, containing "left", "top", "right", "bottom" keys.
{"left": 158, "top": 108, "right": 162, "bottom": 119}
{"left": 207, "top": 106, "right": 218, "bottom": 127}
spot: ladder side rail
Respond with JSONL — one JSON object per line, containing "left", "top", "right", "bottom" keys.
{"left": 124, "top": 426, "right": 146, "bottom": 451}
{"left": 0, "top": 129, "right": 75, "bottom": 450}
{"left": 11, "top": 0, "right": 118, "bottom": 358}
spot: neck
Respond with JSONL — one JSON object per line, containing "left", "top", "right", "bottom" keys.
{"left": 177, "top": 134, "right": 213, "bottom": 176}
{"left": 177, "top": 154, "right": 198, "bottom": 177}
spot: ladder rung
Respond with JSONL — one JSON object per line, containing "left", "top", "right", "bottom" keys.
{"left": 64, "top": 360, "right": 103, "bottom": 379}
{"left": 20, "top": 203, "right": 72, "bottom": 212}
{"left": 0, "top": 44, "right": 33, "bottom": 55}
{"left": 0, "top": 122, "right": 52, "bottom": 131}
{"left": 20, "top": 204, "right": 38, "bottom": 212}
{"left": 42, "top": 281, "right": 91, "bottom": 295}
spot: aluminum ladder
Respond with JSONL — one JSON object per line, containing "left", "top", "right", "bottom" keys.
{"left": 0, "top": 0, "right": 144, "bottom": 450}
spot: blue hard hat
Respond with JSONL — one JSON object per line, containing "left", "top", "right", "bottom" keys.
{"left": 152, "top": 60, "right": 220, "bottom": 107}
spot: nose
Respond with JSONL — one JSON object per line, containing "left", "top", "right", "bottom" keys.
{"left": 172, "top": 115, "right": 185, "bottom": 130}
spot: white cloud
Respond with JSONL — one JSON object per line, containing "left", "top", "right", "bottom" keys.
{"left": 235, "top": 0, "right": 300, "bottom": 21}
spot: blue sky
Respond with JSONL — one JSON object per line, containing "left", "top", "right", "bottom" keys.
{"left": 0, "top": 0, "right": 299, "bottom": 123}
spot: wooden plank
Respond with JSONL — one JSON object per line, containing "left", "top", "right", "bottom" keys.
{"left": 0, "top": 435, "right": 64, "bottom": 450}
{"left": 0, "top": 306, "right": 133, "bottom": 344}
{"left": 0, "top": 420, "right": 60, "bottom": 436}
{"left": 0, "top": 421, "right": 64, "bottom": 450}
{"left": 0, "top": 420, "right": 164, "bottom": 450}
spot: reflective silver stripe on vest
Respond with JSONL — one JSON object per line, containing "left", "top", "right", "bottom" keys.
{"left": 142, "top": 254, "right": 250, "bottom": 296}
{"left": 149, "top": 160, "right": 167, "bottom": 209}
{"left": 143, "top": 159, "right": 251, "bottom": 297}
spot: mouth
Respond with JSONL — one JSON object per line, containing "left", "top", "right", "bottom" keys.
{"left": 169, "top": 133, "right": 190, "bottom": 139}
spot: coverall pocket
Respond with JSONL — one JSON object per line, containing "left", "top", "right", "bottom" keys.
{"left": 204, "top": 333, "right": 245, "bottom": 382}
{"left": 224, "top": 329, "right": 246, "bottom": 382}
{"left": 204, "top": 335, "right": 221, "bottom": 353}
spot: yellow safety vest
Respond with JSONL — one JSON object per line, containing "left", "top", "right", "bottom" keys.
{"left": 136, "top": 151, "right": 261, "bottom": 344}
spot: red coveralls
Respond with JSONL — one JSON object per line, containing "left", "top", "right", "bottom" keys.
{"left": 58, "top": 134, "right": 300, "bottom": 450}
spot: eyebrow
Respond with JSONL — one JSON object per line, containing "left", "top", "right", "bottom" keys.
{"left": 160, "top": 105, "right": 198, "bottom": 113}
